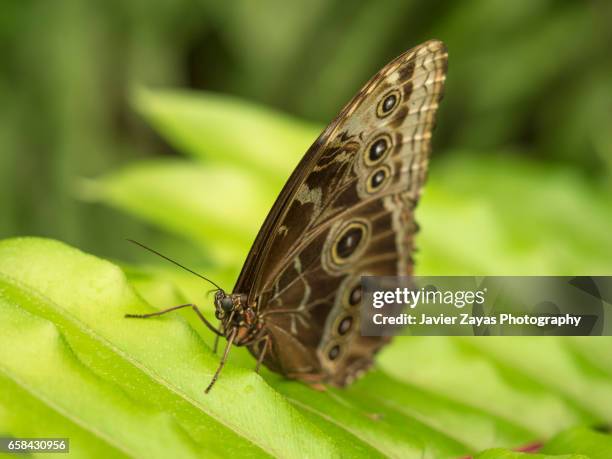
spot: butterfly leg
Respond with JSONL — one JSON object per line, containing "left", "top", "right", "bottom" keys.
{"left": 254, "top": 335, "right": 270, "bottom": 374}
{"left": 205, "top": 327, "right": 237, "bottom": 393}
{"left": 212, "top": 323, "right": 223, "bottom": 354}
{"left": 125, "top": 303, "right": 223, "bottom": 337}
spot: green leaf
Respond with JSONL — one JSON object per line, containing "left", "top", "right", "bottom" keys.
{"left": 473, "top": 426, "right": 612, "bottom": 458}
{"left": 80, "top": 159, "right": 273, "bottom": 270}
{"left": 3, "top": 238, "right": 612, "bottom": 458}
{"left": 134, "top": 88, "right": 321, "bottom": 184}
{"left": 474, "top": 448, "right": 586, "bottom": 459}
{"left": 417, "top": 151, "right": 612, "bottom": 275}
{"left": 0, "top": 238, "right": 466, "bottom": 458}
{"left": 541, "top": 427, "right": 612, "bottom": 459}
{"left": 0, "top": 237, "right": 351, "bottom": 458}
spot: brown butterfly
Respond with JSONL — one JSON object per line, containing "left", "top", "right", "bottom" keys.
{"left": 126, "top": 39, "right": 448, "bottom": 392}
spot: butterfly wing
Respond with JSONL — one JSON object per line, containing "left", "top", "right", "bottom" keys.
{"left": 235, "top": 40, "right": 448, "bottom": 385}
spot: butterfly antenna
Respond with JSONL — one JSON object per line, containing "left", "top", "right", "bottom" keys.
{"left": 126, "top": 239, "right": 224, "bottom": 291}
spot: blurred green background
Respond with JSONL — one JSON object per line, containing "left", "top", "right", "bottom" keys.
{"left": 1, "top": 0, "right": 611, "bottom": 279}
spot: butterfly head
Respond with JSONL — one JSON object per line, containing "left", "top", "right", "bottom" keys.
{"left": 213, "top": 290, "right": 258, "bottom": 334}
{"left": 213, "top": 290, "right": 234, "bottom": 318}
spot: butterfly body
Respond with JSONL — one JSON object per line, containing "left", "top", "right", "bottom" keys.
{"left": 212, "top": 291, "right": 260, "bottom": 345}
{"left": 219, "top": 39, "right": 448, "bottom": 387}
{"left": 127, "top": 40, "right": 447, "bottom": 391}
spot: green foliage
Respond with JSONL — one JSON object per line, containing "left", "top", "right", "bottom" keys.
{"left": 475, "top": 427, "right": 612, "bottom": 458}
{"left": 133, "top": 88, "right": 321, "bottom": 185}
{"left": 0, "top": 238, "right": 352, "bottom": 458}
{"left": 541, "top": 427, "right": 612, "bottom": 459}
{"left": 475, "top": 450, "right": 585, "bottom": 459}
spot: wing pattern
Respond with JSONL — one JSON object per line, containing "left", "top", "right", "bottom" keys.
{"left": 235, "top": 40, "right": 448, "bottom": 385}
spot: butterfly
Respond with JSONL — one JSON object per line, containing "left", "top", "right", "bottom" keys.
{"left": 126, "top": 39, "right": 448, "bottom": 392}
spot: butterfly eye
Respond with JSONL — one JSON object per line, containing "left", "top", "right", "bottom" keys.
{"left": 376, "top": 89, "right": 401, "bottom": 118}
{"left": 365, "top": 133, "right": 392, "bottom": 165}
{"left": 220, "top": 297, "right": 234, "bottom": 312}
{"left": 337, "top": 316, "right": 353, "bottom": 335}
